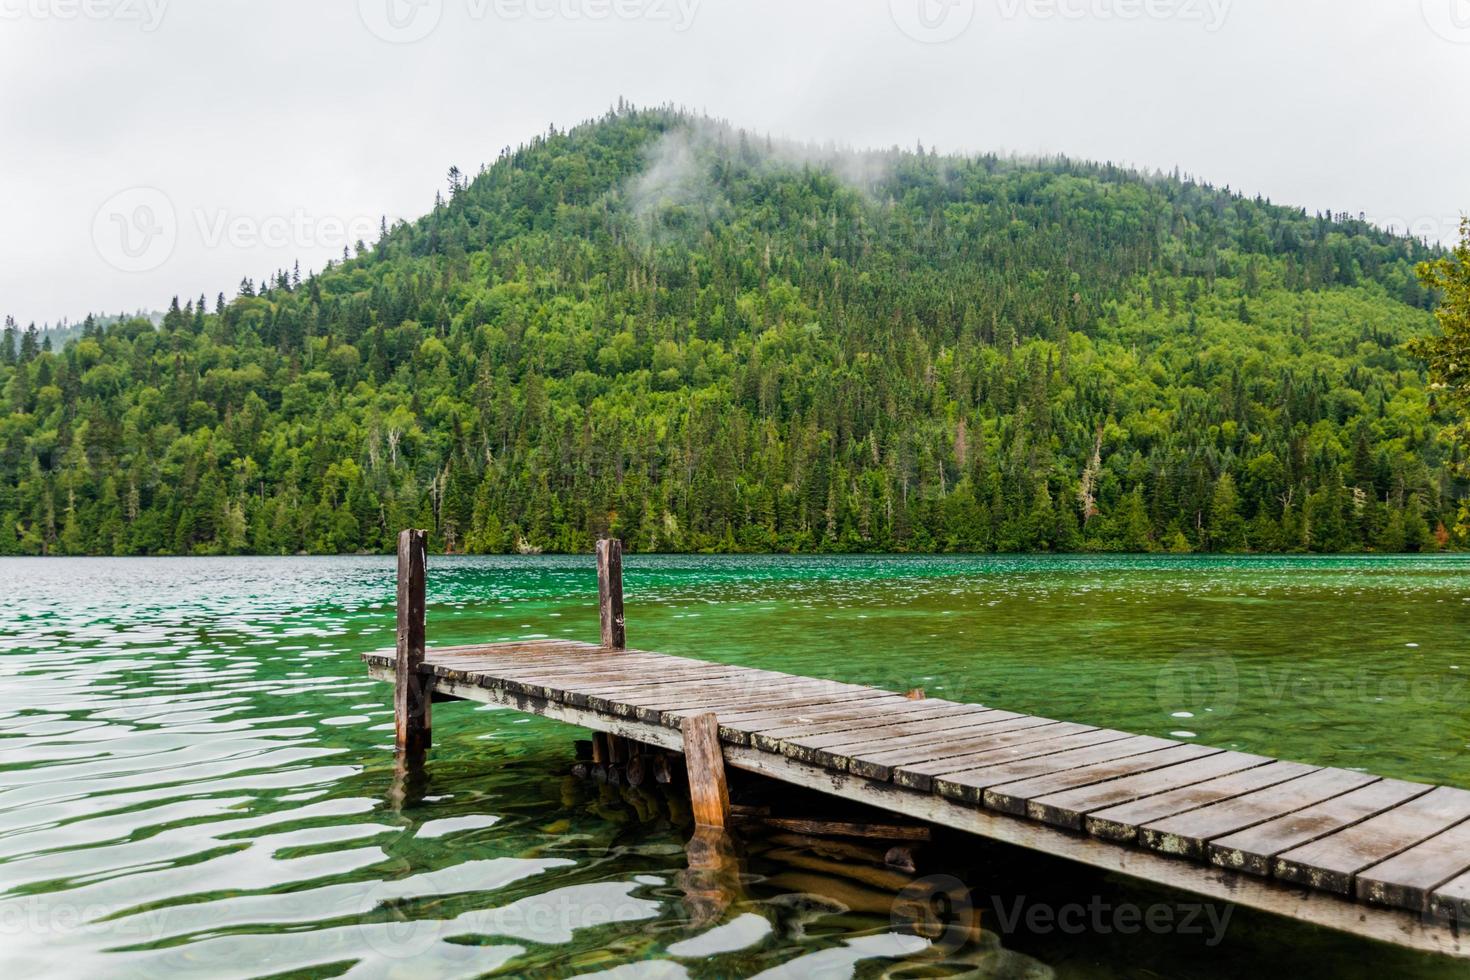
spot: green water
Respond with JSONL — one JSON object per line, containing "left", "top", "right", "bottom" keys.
{"left": 2, "top": 555, "right": 1468, "bottom": 978}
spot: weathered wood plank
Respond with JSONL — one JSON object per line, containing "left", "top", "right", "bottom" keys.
{"left": 703, "top": 701, "right": 919, "bottom": 737}
{"left": 712, "top": 695, "right": 918, "bottom": 742}
{"left": 394, "top": 529, "right": 430, "bottom": 756}
{"left": 984, "top": 744, "right": 1222, "bottom": 816}
{"left": 1273, "top": 786, "right": 1470, "bottom": 895}
{"left": 364, "top": 638, "right": 596, "bottom": 664}
{"left": 673, "top": 678, "right": 876, "bottom": 717}
{"left": 682, "top": 713, "right": 729, "bottom": 829}
{"left": 598, "top": 673, "right": 844, "bottom": 710}
{"left": 596, "top": 538, "right": 626, "bottom": 649}
{"left": 636, "top": 691, "right": 861, "bottom": 729}
{"left": 1207, "top": 779, "right": 1433, "bottom": 877}
{"left": 460, "top": 658, "right": 722, "bottom": 700}
{"left": 1140, "top": 769, "right": 1379, "bottom": 860}
{"left": 1086, "top": 761, "right": 1319, "bottom": 843}
{"left": 614, "top": 674, "right": 854, "bottom": 712}
{"left": 1431, "top": 870, "right": 1470, "bottom": 925}
{"left": 1355, "top": 819, "right": 1470, "bottom": 912}
{"left": 894, "top": 724, "right": 1122, "bottom": 792}
{"left": 656, "top": 691, "right": 900, "bottom": 733}
{"left": 427, "top": 656, "right": 677, "bottom": 688}
{"left": 1029, "top": 751, "right": 1273, "bottom": 830}
{"left": 739, "top": 696, "right": 973, "bottom": 739}
{"left": 754, "top": 705, "right": 1004, "bottom": 759}
{"left": 936, "top": 735, "right": 1179, "bottom": 804}
{"left": 543, "top": 667, "right": 761, "bottom": 705}
{"left": 754, "top": 818, "right": 931, "bottom": 841}
{"left": 596, "top": 673, "right": 854, "bottom": 710}
{"left": 843, "top": 715, "right": 1065, "bottom": 781}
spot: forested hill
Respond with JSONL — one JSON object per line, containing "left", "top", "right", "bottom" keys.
{"left": 1, "top": 107, "right": 1462, "bottom": 556}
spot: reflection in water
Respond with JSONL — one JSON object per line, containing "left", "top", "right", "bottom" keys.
{"left": 0, "top": 554, "right": 1467, "bottom": 977}
{"left": 679, "top": 828, "right": 745, "bottom": 928}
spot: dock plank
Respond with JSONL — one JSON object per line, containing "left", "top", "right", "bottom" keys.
{"left": 1274, "top": 786, "right": 1470, "bottom": 895}
{"left": 788, "top": 711, "right": 1032, "bottom": 771}
{"left": 1029, "top": 751, "right": 1273, "bottom": 830}
{"left": 710, "top": 695, "right": 919, "bottom": 741}
{"left": 892, "top": 723, "right": 1108, "bottom": 791}
{"left": 1140, "top": 769, "right": 1379, "bottom": 860}
{"left": 845, "top": 716, "right": 1062, "bottom": 781}
{"left": 758, "top": 708, "right": 1011, "bottom": 767}
{"left": 985, "top": 744, "right": 1222, "bottom": 816}
{"left": 1355, "top": 819, "right": 1470, "bottom": 911}
{"left": 1207, "top": 779, "right": 1433, "bottom": 877}
{"left": 1086, "top": 761, "right": 1320, "bottom": 843}
{"left": 780, "top": 708, "right": 1026, "bottom": 756}
{"left": 1431, "top": 870, "right": 1470, "bottom": 925}
{"left": 935, "top": 735, "right": 1179, "bottom": 804}
{"left": 748, "top": 701, "right": 993, "bottom": 751}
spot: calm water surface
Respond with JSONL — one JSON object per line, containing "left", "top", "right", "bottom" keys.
{"left": 2, "top": 555, "right": 1468, "bottom": 978}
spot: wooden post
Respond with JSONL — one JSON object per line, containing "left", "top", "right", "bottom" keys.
{"left": 395, "top": 529, "right": 430, "bottom": 756}
{"left": 681, "top": 712, "right": 729, "bottom": 830}
{"left": 596, "top": 538, "right": 626, "bottom": 650}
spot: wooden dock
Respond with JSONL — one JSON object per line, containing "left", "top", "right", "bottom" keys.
{"left": 367, "top": 533, "right": 1470, "bottom": 958}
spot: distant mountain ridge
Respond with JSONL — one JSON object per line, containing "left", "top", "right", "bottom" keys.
{"left": 0, "top": 105, "right": 1458, "bottom": 555}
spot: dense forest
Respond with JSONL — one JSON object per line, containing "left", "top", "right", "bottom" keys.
{"left": 1, "top": 106, "right": 1463, "bottom": 556}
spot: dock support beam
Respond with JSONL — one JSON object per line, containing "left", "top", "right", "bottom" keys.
{"left": 395, "top": 528, "right": 430, "bottom": 757}
{"left": 681, "top": 713, "right": 730, "bottom": 830}
{"left": 596, "top": 538, "right": 626, "bottom": 650}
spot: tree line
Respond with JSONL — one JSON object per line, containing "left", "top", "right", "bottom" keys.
{"left": 0, "top": 106, "right": 1461, "bottom": 556}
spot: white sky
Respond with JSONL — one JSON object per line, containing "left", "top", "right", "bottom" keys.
{"left": 2, "top": 0, "right": 1467, "bottom": 326}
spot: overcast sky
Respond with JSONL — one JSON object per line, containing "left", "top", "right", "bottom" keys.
{"left": 2, "top": 0, "right": 1467, "bottom": 327}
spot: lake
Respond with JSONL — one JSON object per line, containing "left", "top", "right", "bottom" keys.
{"left": 2, "top": 554, "right": 1468, "bottom": 978}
